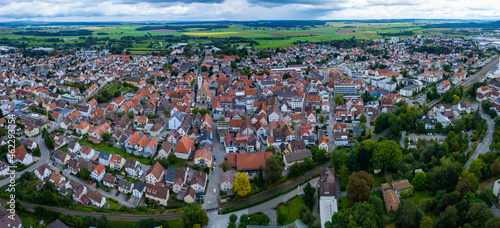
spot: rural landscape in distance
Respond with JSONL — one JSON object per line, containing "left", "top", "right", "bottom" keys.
{"left": 1, "top": 0, "right": 500, "bottom": 228}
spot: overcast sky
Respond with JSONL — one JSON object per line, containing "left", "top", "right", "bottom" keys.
{"left": 0, "top": 0, "right": 498, "bottom": 22}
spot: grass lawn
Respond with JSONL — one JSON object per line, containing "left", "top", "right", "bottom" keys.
{"left": 60, "top": 146, "right": 68, "bottom": 152}
{"left": 167, "top": 218, "right": 184, "bottom": 228}
{"left": 79, "top": 140, "right": 154, "bottom": 165}
{"left": 19, "top": 214, "right": 45, "bottom": 228}
{"left": 107, "top": 84, "right": 121, "bottom": 95}
{"left": 126, "top": 176, "right": 141, "bottom": 183}
{"left": 101, "top": 185, "right": 111, "bottom": 192}
{"left": 339, "top": 196, "right": 353, "bottom": 210}
{"left": 106, "top": 199, "right": 122, "bottom": 209}
{"left": 373, "top": 173, "right": 385, "bottom": 187}
{"left": 400, "top": 190, "right": 434, "bottom": 204}
{"left": 462, "top": 113, "right": 474, "bottom": 119}
{"left": 277, "top": 196, "right": 305, "bottom": 225}
{"left": 169, "top": 156, "right": 188, "bottom": 169}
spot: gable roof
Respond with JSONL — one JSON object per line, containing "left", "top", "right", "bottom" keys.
{"left": 227, "top": 152, "right": 273, "bottom": 171}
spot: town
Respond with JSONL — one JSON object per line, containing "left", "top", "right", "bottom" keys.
{"left": 0, "top": 21, "right": 500, "bottom": 228}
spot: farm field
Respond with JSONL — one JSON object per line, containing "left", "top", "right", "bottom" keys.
{"left": 0, "top": 21, "right": 475, "bottom": 50}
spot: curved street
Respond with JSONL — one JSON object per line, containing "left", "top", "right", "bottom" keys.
{"left": 0, "top": 135, "right": 49, "bottom": 188}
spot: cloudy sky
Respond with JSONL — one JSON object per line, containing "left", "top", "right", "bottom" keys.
{"left": 0, "top": 0, "right": 498, "bottom": 22}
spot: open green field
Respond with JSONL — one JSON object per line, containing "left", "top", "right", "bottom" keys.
{"left": 0, "top": 22, "right": 476, "bottom": 50}
{"left": 277, "top": 196, "right": 305, "bottom": 225}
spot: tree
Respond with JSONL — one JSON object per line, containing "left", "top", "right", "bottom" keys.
{"left": 264, "top": 155, "right": 283, "bottom": 185}
{"left": 456, "top": 170, "right": 478, "bottom": 195}
{"left": 102, "top": 132, "right": 111, "bottom": 142}
{"left": 452, "top": 94, "right": 460, "bottom": 105}
{"left": 346, "top": 171, "right": 375, "bottom": 203}
{"left": 419, "top": 216, "right": 434, "bottom": 228}
{"left": 256, "top": 167, "right": 265, "bottom": 188}
{"left": 469, "top": 158, "right": 484, "bottom": 180}
{"left": 360, "top": 114, "right": 367, "bottom": 125}
{"left": 96, "top": 215, "right": 110, "bottom": 228}
{"left": 435, "top": 122, "right": 444, "bottom": 133}
{"left": 182, "top": 203, "right": 209, "bottom": 228}
{"left": 491, "top": 159, "right": 500, "bottom": 175}
{"left": 318, "top": 115, "right": 325, "bottom": 123}
{"left": 233, "top": 172, "right": 251, "bottom": 197}
{"left": 287, "top": 162, "right": 301, "bottom": 178}
{"left": 330, "top": 197, "right": 383, "bottom": 228}
{"left": 299, "top": 205, "right": 315, "bottom": 226}
{"left": 136, "top": 218, "right": 155, "bottom": 228}
{"left": 79, "top": 167, "right": 90, "bottom": 181}
{"left": 395, "top": 201, "right": 424, "bottom": 228}
{"left": 334, "top": 94, "right": 345, "bottom": 105}
{"left": 265, "top": 145, "right": 275, "bottom": 152}
{"left": 219, "top": 160, "right": 232, "bottom": 172}
{"left": 302, "top": 182, "right": 315, "bottom": 209}
{"left": 412, "top": 171, "right": 427, "bottom": 190}
{"left": 466, "top": 202, "right": 494, "bottom": 228}
{"left": 229, "top": 214, "right": 238, "bottom": 223}
{"left": 417, "top": 121, "right": 427, "bottom": 134}
{"left": 372, "top": 140, "right": 402, "bottom": 173}
{"left": 486, "top": 217, "right": 500, "bottom": 228}
{"left": 127, "top": 111, "right": 134, "bottom": 118}
{"left": 167, "top": 153, "right": 177, "bottom": 165}
{"left": 435, "top": 205, "right": 457, "bottom": 228}
{"left": 277, "top": 213, "right": 288, "bottom": 226}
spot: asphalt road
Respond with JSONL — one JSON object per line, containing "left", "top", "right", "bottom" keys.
{"left": 0, "top": 135, "right": 49, "bottom": 188}
{"left": 202, "top": 125, "right": 225, "bottom": 210}
{"left": 464, "top": 107, "right": 494, "bottom": 169}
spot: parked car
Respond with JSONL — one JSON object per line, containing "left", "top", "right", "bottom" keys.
{"left": 213, "top": 189, "right": 217, "bottom": 194}
{"left": 89, "top": 180, "right": 94, "bottom": 185}
{"left": 115, "top": 191, "right": 120, "bottom": 196}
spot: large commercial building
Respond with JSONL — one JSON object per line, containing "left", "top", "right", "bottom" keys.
{"left": 334, "top": 83, "right": 360, "bottom": 98}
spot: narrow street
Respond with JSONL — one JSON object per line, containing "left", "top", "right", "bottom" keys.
{"left": 202, "top": 123, "right": 225, "bottom": 210}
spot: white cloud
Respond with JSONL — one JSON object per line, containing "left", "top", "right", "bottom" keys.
{"left": 0, "top": 0, "right": 497, "bottom": 21}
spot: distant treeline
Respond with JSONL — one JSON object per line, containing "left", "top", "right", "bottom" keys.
{"left": 242, "top": 21, "right": 326, "bottom": 28}
{"left": 298, "top": 37, "right": 376, "bottom": 49}
{"left": 423, "top": 20, "right": 500, "bottom": 29}
{"left": 378, "top": 31, "right": 414, "bottom": 36}
{"left": 13, "top": 30, "right": 93, "bottom": 36}
{"left": 136, "top": 24, "right": 229, "bottom": 31}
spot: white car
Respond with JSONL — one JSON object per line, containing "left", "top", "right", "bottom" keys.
{"left": 213, "top": 189, "right": 217, "bottom": 194}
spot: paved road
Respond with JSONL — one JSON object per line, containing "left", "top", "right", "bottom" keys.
{"left": 202, "top": 126, "right": 225, "bottom": 210}
{"left": 0, "top": 135, "right": 49, "bottom": 188}
{"left": 465, "top": 108, "right": 494, "bottom": 169}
